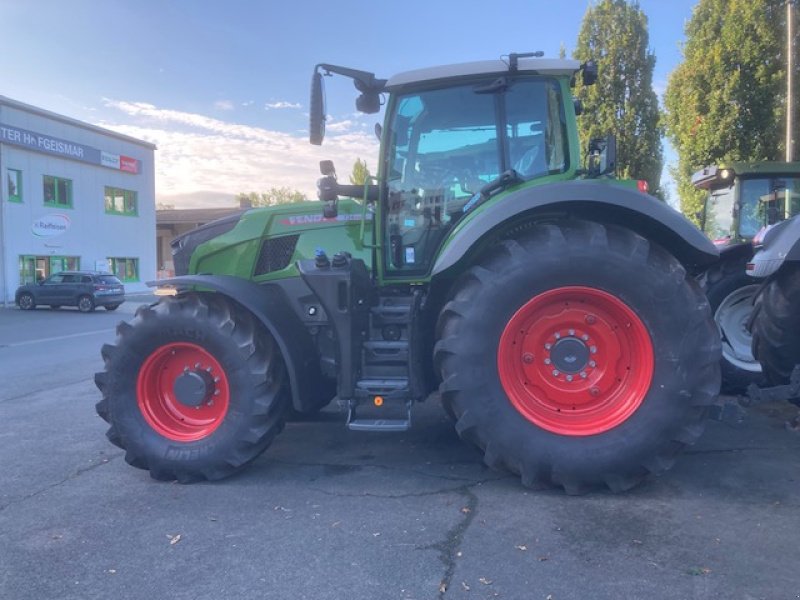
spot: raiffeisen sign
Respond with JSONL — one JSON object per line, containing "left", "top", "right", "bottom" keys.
{"left": 32, "top": 214, "right": 71, "bottom": 237}
{"left": 0, "top": 123, "right": 140, "bottom": 174}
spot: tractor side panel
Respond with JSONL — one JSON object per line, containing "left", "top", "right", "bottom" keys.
{"left": 188, "top": 199, "right": 374, "bottom": 280}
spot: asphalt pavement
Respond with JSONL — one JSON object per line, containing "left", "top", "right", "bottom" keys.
{"left": 0, "top": 301, "right": 799, "bottom": 600}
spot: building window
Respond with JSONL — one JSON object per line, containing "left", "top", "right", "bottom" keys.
{"left": 19, "top": 255, "right": 80, "bottom": 285}
{"left": 108, "top": 257, "right": 139, "bottom": 282}
{"left": 43, "top": 175, "right": 73, "bottom": 208}
{"left": 105, "top": 186, "right": 138, "bottom": 216}
{"left": 7, "top": 168, "right": 22, "bottom": 202}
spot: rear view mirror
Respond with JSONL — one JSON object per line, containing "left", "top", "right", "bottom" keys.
{"left": 581, "top": 61, "right": 598, "bottom": 86}
{"left": 310, "top": 70, "right": 326, "bottom": 145}
{"left": 586, "top": 134, "right": 616, "bottom": 177}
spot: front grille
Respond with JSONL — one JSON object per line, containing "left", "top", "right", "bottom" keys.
{"left": 254, "top": 235, "right": 299, "bottom": 275}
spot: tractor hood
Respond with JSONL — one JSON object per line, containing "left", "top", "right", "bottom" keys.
{"left": 174, "top": 199, "right": 373, "bottom": 279}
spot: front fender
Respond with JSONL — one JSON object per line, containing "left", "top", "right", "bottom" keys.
{"left": 150, "top": 274, "right": 325, "bottom": 412}
{"left": 432, "top": 181, "right": 718, "bottom": 276}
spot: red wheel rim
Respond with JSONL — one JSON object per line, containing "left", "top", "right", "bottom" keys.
{"left": 137, "top": 342, "right": 230, "bottom": 442}
{"left": 497, "top": 286, "right": 654, "bottom": 436}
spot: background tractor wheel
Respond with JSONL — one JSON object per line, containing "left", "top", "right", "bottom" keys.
{"left": 701, "top": 255, "right": 764, "bottom": 393}
{"left": 751, "top": 264, "right": 800, "bottom": 386}
{"left": 434, "top": 220, "right": 720, "bottom": 494}
{"left": 95, "top": 294, "right": 289, "bottom": 482}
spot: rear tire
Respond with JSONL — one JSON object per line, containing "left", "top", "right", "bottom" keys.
{"left": 434, "top": 221, "right": 720, "bottom": 494}
{"left": 701, "top": 255, "right": 764, "bottom": 394}
{"left": 751, "top": 264, "right": 800, "bottom": 386}
{"left": 104, "top": 304, "right": 120, "bottom": 311}
{"left": 77, "top": 295, "right": 95, "bottom": 313}
{"left": 95, "top": 294, "right": 289, "bottom": 482}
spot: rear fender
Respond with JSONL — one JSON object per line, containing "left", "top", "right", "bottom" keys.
{"left": 748, "top": 216, "right": 800, "bottom": 278}
{"left": 432, "top": 181, "right": 718, "bottom": 276}
{"left": 150, "top": 274, "right": 325, "bottom": 412}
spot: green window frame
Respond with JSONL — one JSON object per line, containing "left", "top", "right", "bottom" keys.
{"left": 18, "top": 255, "right": 80, "bottom": 285}
{"left": 108, "top": 257, "right": 139, "bottom": 282}
{"left": 104, "top": 186, "right": 138, "bottom": 216}
{"left": 7, "top": 168, "right": 22, "bottom": 202}
{"left": 43, "top": 175, "right": 73, "bottom": 208}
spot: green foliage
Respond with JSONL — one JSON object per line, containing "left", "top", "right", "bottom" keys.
{"left": 237, "top": 187, "right": 306, "bottom": 207}
{"left": 574, "top": 0, "right": 663, "bottom": 196}
{"left": 349, "top": 158, "right": 371, "bottom": 185}
{"left": 664, "top": 0, "right": 796, "bottom": 222}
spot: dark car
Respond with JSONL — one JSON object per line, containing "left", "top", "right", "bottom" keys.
{"left": 15, "top": 271, "right": 125, "bottom": 313}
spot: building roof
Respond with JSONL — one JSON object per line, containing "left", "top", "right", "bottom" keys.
{"left": 0, "top": 95, "right": 157, "bottom": 150}
{"left": 386, "top": 58, "right": 582, "bottom": 89}
{"left": 157, "top": 207, "right": 244, "bottom": 226}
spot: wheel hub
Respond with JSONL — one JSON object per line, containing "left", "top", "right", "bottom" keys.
{"left": 173, "top": 370, "right": 215, "bottom": 407}
{"left": 549, "top": 337, "right": 590, "bottom": 373}
{"left": 136, "top": 342, "right": 230, "bottom": 442}
{"left": 497, "top": 286, "right": 654, "bottom": 436}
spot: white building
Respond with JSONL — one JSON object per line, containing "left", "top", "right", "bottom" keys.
{"left": 0, "top": 95, "right": 156, "bottom": 304}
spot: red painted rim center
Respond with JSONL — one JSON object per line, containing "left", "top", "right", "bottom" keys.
{"left": 137, "top": 342, "right": 230, "bottom": 442}
{"left": 497, "top": 286, "right": 654, "bottom": 436}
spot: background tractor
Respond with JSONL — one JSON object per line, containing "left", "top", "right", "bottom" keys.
{"left": 747, "top": 214, "right": 800, "bottom": 419}
{"left": 96, "top": 54, "right": 721, "bottom": 494}
{"left": 692, "top": 162, "right": 800, "bottom": 392}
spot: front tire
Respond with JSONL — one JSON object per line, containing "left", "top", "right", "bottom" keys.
{"left": 18, "top": 293, "right": 35, "bottom": 310}
{"left": 701, "top": 255, "right": 764, "bottom": 393}
{"left": 95, "top": 294, "right": 289, "bottom": 482}
{"left": 751, "top": 264, "right": 800, "bottom": 387}
{"left": 434, "top": 221, "right": 720, "bottom": 494}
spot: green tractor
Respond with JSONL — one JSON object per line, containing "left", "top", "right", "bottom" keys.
{"left": 692, "top": 162, "right": 800, "bottom": 392}
{"left": 96, "top": 54, "right": 721, "bottom": 494}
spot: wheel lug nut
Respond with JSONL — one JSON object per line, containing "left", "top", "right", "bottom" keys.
{"left": 568, "top": 329, "right": 575, "bottom": 336}
{"left": 522, "top": 353, "right": 534, "bottom": 364}
{"left": 213, "top": 377, "right": 220, "bottom": 383}
{"left": 589, "top": 360, "right": 596, "bottom": 368}
{"left": 183, "top": 366, "right": 190, "bottom": 373}
{"left": 194, "top": 363, "right": 202, "bottom": 369}
{"left": 544, "top": 343, "right": 552, "bottom": 350}
{"left": 566, "top": 375, "right": 573, "bottom": 382}
{"left": 552, "top": 369, "right": 560, "bottom": 377}
{"left": 554, "top": 333, "right": 561, "bottom": 340}
{"left": 206, "top": 366, "right": 212, "bottom": 372}
{"left": 214, "top": 390, "right": 220, "bottom": 396}
{"left": 580, "top": 371, "right": 587, "bottom": 379}
{"left": 590, "top": 346, "right": 597, "bottom": 354}
{"left": 582, "top": 334, "right": 589, "bottom": 341}
{"left": 544, "top": 358, "right": 551, "bottom": 365}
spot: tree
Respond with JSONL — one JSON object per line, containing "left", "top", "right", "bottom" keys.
{"left": 349, "top": 158, "right": 371, "bottom": 185}
{"left": 664, "top": 0, "right": 796, "bottom": 222}
{"left": 574, "top": 0, "right": 663, "bottom": 196}
{"left": 236, "top": 187, "right": 306, "bottom": 207}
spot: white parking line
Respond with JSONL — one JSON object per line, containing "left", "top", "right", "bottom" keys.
{"left": 1, "top": 328, "right": 115, "bottom": 348}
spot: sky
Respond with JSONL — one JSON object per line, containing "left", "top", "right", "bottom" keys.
{"left": 0, "top": 0, "right": 698, "bottom": 208}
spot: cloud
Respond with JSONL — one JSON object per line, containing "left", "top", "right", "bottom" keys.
{"left": 97, "top": 99, "right": 378, "bottom": 206}
{"left": 326, "top": 119, "right": 356, "bottom": 133}
{"left": 213, "top": 100, "right": 234, "bottom": 111}
{"left": 265, "top": 101, "right": 301, "bottom": 110}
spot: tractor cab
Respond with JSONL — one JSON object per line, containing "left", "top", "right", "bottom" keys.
{"left": 310, "top": 54, "right": 605, "bottom": 279}
{"left": 692, "top": 162, "right": 800, "bottom": 247}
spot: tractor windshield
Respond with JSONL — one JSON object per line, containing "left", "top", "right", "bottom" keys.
{"left": 383, "top": 77, "right": 568, "bottom": 274}
{"left": 738, "top": 176, "right": 800, "bottom": 238}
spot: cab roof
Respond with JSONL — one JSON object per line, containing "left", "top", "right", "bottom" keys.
{"left": 386, "top": 58, "right": 582, "bottom": 90}
{"left": 692, "top": 161, "right": 800, "bottom": 189}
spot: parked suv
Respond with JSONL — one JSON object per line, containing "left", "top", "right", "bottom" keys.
{"left": 15, "top": 271, "right": 125, "bottom": 312}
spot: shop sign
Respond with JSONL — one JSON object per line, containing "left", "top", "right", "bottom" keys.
{"left": 32, "top": 213, "right": 71, "bottom": 237}
{"left": 0, "top": 123, "right": 141, "bottom": 174}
